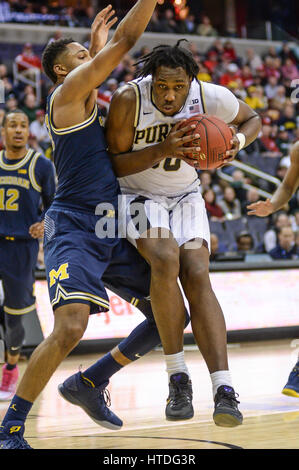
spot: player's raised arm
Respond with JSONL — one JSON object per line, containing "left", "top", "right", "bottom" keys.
{"left": 105, "top": 86, "right": 201, "bottom": 177}
{"left": 60, "top": 0, "right": 158, "bottom": 102}
{"left": 247, "top": 141, "right": 299, "bottom": 216}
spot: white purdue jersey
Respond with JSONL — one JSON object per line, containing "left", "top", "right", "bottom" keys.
{"left": 118, "top": 76, "right": 240, "bottom": 197}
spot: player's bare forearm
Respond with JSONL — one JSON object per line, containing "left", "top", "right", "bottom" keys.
{"left": 111, "top": 145, "right": 166, "bottom": 177}
{"left": 231, "top": 101, "right": 262, "bottom": 148}
{"left": 62, "top": 0, "right": 157, "bottom": 100}
{"left": 236, "top": 114, "right": 261, "bottom": 147}
{"left": 247, "top": 142, "right": 299, "bottom": 217}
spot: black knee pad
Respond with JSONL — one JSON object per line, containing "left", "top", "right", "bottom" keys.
{"left": 4, "top": 313, "right": 25, "bottom": 356}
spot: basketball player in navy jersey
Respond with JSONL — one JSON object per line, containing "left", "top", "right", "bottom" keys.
{"left": 0, "top": 3, "right": 198, "bottom": 449}
{"left": 247, "top": 140, "right": 299, "bottom": 398}
{"left": 0, "top": 109, "right": 55, "bottom": 401}
{"left": 105, "top": 42, "right": 262, "bottom": 426}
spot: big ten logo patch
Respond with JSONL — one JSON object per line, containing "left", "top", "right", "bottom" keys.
{"left": 98, "top": 295, "right": 134, "bottom": 324}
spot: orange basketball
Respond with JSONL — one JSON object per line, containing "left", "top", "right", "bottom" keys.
{"left": 178, "top": 114, "right": 233, "bottom": 170}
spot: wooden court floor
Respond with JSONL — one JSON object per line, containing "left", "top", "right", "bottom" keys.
{"left": 1, "top": 339, "right": 299, "bottom": 450}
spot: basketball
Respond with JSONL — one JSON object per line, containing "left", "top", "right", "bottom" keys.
{"left": 179, "top": 114, "right": 233, "bottom": 170}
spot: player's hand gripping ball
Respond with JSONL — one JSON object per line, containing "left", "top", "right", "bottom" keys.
{"left": 178, "top": 114, "right": 233, "bottom": 170}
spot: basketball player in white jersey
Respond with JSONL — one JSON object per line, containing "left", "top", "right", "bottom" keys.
{"left": 105, "top": 41, "right": 262, "bottom": 426}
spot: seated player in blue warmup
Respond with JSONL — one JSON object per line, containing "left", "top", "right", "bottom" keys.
{"left": 0, "top": 109, "right": 55, "bottom": 401}
{"left": 0, "top": 2, "right": 196, "bottom": 449}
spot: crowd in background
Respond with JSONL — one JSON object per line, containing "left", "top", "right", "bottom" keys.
{"left": 0, "top": 22, "right": 298, "bottom": 263}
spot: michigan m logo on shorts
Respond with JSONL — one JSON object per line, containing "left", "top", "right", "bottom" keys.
{"left": 49, "top": 263, "right": 69, "bottom": 287}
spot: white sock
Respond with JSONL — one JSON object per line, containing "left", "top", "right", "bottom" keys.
{"left": 164, "top": 351, "right": 190, "bottom": 380}
{"left": 210, "top": 370, "right": 233, "bottom": 398}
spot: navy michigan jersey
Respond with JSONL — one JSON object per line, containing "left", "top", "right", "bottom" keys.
{"left": 45, "top": 85, "right": 120, "bottom": 214}
{"left": 0, "top": 148, "right": 56, "bottom": 239}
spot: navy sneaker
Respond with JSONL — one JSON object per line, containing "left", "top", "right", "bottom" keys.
{"left": 282, "top": 362, "right": 299, "bottom": 398}
{"left": 0, "top": 421, "right": 32, "bottom": 449}
{"left": 213, "top": 385, "right": 243, "bottom": 427}
{"left": 165, "top": 372, "right": 194, "bottom": 421}
{"left": 58, "top": 372, "right": 123, "bottom": 430}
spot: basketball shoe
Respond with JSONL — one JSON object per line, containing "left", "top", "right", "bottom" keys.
{"left": 165, "top": 372, "right": 194, "bottom": 420}
{"left": 213, "top": 385, "right": 243, "bottom": 427}
{"left": 58, "top": 371, "right": 122, "bottom": 430}
{"left": 282, "top": 362, "right": 299, "bottom": 397}
{"left": 0, "top": 421, "right": 32, "bottom": 449}
{"left": 0, "top": 365, "right": 19, "bottom": 401}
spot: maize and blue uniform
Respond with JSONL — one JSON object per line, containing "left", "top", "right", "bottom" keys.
{"left": 0, "top": 148, "right": 55, "bottom": 315}
{"left": 44, "top": 85, "right": 151, "bottom": 314}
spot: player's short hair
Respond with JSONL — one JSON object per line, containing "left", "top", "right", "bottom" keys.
{"left": 2, "top": 109, "right": 28, "bottom": 127}
{"left": 135, "top": 39, "right": 199, "bottom": 80}
{"left": 42, "top": 38, "right": 75, "bottom": 83}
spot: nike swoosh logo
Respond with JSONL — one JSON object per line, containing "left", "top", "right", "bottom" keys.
{"left": 10, "top": 346, "right": 20, "bottom": 351}
{"left": 135, "top": 353, "right": 142, "bottom": 358}
{"left": 143, "top": 112, "right": 152, "bottom": 115}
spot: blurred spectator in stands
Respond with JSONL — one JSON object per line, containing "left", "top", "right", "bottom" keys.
{"left": 146, "top": 9, "right": 163, "bottom": 32}
{"left": 15, "top": 43, "right": 42, "bottom": 81}
{"left": 29, "top": 109, "right": 51, "bottom": 152}
{"left": 223, "top": 40, "right": 238, "bottom": 63}
{"left": 276, "top": 125, "right": 293, "bottom": 156}
{"left": 0, "top": 1, "right": 10, "bottom": 22}
{"left": 159, "top": 8, "right": 179, "bottom": 34}
{"left": 278, "top": 42, "right": 298, "bottom": 64}
{"left": 240, "top": 65, "right": 254, "bottom": 88}
{"left": 196, "top": 15, "right": 218, "bottom": 37}
{"left": 47, "top": 30, "right": 63, "bottom": 46}
{"left": 227, "top": 79, "right": 247, "bottom": 101}
{"left": 181, "top": 13, "right": 196, "bottom": 35}
{"left": 290, "top": 209, "right": 299, "bottom": 233}
{"left": 203, "top": 50, "right": 219, "bottom": 76}
{"left": 269, "top": 85, "right": 288, "bottom": 111}
{"left": 281, "top": 58, "right": 298, "bottom": 82}
{"left": 236, "top": 231, "right": 255, "bottom": 253}
{"left": 202, "top": 189, "right": 224, "bottom": 221}
{"left": 80, "top": 5, "right": 96, "bottom": 28}
{"left": 113, "top": 54, "right": 136, "bottom": 82}
{"left": 264, "top": 75, "right": 280, "bottom": 100}
{"left": 5, "top": 93, "right": 18, "bottom": 112}
{"left": 28, "top": 132, "right": 43, "bottom": 154}
{"left": 269, "top": 226, "right": 299, "bottom": 260}
{"left": 245, "top": 48, "right": 263, "bottom": 73}
{"left": 277, "top": 103, "right": 297, "bottom": 136}
{"left": 264, "top": 56, "right": 281, "bottom": 80}
{"left": 63, "top": 6, "right": 80, "bottom": 28}
{"left": 200, "top": 171, "right": 212, "bottom": 192}
{"left": 276, "top": 158, "right": 291, "bottom": 184}
{"left": 0, "top": 64, "right": 13, "bottom": 97}
{"left": 102, "top": 78, "right": 118, "bottom": 100}
{"left": 264, "top": 211, "right": 292, "bottom": 252}
{"left": 245, "top": 85, "right": 267, "bottom": 111}
{"left": 208, "top": 38, "right": 224, "bottom": 55}
{"left": 196, "top": 63, "right": 212, "bottom": 83}
{"left": 21, "top": 93, "right": 38, "bottom": 123}
{"left": 258, "top": 121, "right": 281, "bottom": 157}
{"left": 210, "top": 233, "right": 227, "bottom": 261}
{"left": 219, "top": 62, "right": 240, "bottom": 87}
{"left": 218, "top": 186, "right": 242, "bottom": 220}
{"left": 0, "top": 109, "right": 5, "bottom": 149}
{"left": 230, "top": 169, "right": 247, "bottom": 204}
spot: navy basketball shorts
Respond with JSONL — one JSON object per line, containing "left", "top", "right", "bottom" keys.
{"left": 0, "top": 238, "right": 39, "bottom": 315}
{"left": 44, "top": 208, "right": 151, "bottom": 315}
